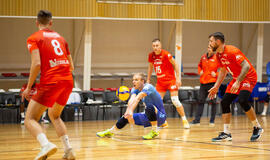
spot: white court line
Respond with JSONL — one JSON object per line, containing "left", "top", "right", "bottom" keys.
{"left": 111, "top": 137, "right": 270, "bottom": 155}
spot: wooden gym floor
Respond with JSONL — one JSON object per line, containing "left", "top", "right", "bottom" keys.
{"left": 0, "top": 116, "right": 269, "bottom": 160}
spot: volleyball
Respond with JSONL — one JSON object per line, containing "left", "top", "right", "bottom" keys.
{"left": 116, "top": 86, "right": 130, "bottom": 101}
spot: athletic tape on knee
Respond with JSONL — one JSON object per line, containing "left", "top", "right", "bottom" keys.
{"left": 171, "top": 96, "right": 182, "bottom": 108}
{"left": 116, "top": 116, "right": 128, "bottom": 129}
{"left": 145, "top": 106, "right": 157, "bottom": 121}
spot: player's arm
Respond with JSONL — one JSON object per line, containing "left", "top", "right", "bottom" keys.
{"left": 236, "top": 60, "right": 250, "bottom": 83}
{"left": 67, "top": 55, "right": 74, "bottom": 72}
{"left": 147, "top": 63, "right": 153, "bottom": 83}
{"left": 169, "top": 58, "right": 182, "bottom": 87}
{"left": 198, "top": 57, "right": 203, "bottom": 76}
{"left": 124, "top": 92, "right": 147, "bottom": 119}
{"left": 208, "top": 67, "right": 227, "bottom": 99}
{"left": 22, "top": 49, "right": 40, "bottom": 101}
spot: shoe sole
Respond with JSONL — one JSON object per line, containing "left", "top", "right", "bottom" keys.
{"left": 250, "top": 129, "right": 264, "bottom": 142}
{"left": 212, "top": 137, "right": 232, "bottom": 142}
{"left": 37, "top": 147, "right": 57, "bottom": 160}
{"left": 96, "top": 133, "right": 113, "bottom": 138}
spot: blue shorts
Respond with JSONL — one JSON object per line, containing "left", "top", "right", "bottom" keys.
{"left": 133, "top": 109, "right": 166, "bottom": 127}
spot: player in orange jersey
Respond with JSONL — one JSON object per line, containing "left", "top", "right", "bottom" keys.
{"left": 190, "top": 45, "right": 220, "bottom": 126}
{"left": 208, "top": 32, "right": 263, "bottom": 142}
{"left": 147, "top": 38, "right": 190, "bottom": 129}
{"left": 22, "top": 10, "right": 75, "bottom": 160}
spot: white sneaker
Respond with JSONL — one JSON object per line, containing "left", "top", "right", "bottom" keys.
{"left": 63, "top": 148, "right": 76, "bottom": 160}
{"left": 261, "top": 112, "right": 266, "bottom": 116}
{"left": 183, "top": 120, "right": 190, "bottom": 129}
{"left": 35, "top": 142, "right": 57, "bottom": 160}
{"left": 42, "top": 119, "right": 50, "bottom": 124}
{"left": 209, "top": 123, "right": 215, "bottom": 127}
{"left": 20, "top": 120, "right": 24, "bottom": 125}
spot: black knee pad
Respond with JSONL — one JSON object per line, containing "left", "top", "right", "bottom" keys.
{"left": 116, "top": 116, "right": 128, "bottom": 129}
{"left": 221, "top": 93, "right": 237, "bottom": 114}
{"left": 238, "top": 90, "right": 252, "bottom": 112}
{"left": 145, "top": 106, "right": 157, "bottom": 121}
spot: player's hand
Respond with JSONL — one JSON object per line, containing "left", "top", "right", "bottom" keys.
{"left": 211, "top": 71, "right": 216, "bottom": 77}
{"left": 230, "top": 81, "right": 240, "bottom": 94}
{"left": 200, "top": 70, "right": 203, "bottom": 76}
{"left": 208, "top": 86, "right": 218, "bottom": 99}
{"left": 176, "top": 79, "right": 182, "bottom": 87}
{"left": 21, "top": 88, "right": 31, "bottom": 102}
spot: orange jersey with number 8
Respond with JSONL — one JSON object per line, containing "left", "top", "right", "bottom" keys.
{"left": 148, "top": 49, "right": 176, "bottom": 82}
{"left": 27, "top": 29, "right": 73, "bottom": 84}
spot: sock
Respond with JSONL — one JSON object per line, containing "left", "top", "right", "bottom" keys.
{"left": 223, "top": 124, "right": 230, "bottom": 134}
{"left": 37, "top": 133, "right": 49, "bottom": 147}
{"left": 152, "top": 124, "right": 158, "bottom": 132}
{"left": 108, "top": 126, "right": 117, "bottom": 133}
{"left": 181, "top": 116, "right": 187, "bottom": 121}
{"left": 42, "top": 112, "right": 46, "bottom": 120}
{"left": 20, "top": 112, "right": 25, "bottom": 119}
{"left": 251, "top": 119, "right": 261, "bottom": 128}
{"left": 262, "top": 106, "right": 268, "bottom": 114}
{"left": 61, "top": 135, "right": 72, "bottom": 151}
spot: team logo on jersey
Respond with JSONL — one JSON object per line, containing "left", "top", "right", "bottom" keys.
{"left": 220, "top": 58, "right": 230, "bottom": 65}
{"left": 49, "top": 59, "right": 69, "bottom": 68}
{"left": 170, "top": 85, "right": 177, "bottom": 90}
{"left": 236, "top": 55, "right": 242, "bottom": 60}
{"left": 154, "top": 59, "right": 162, "bottom": 65}
{"left": 43, "top": 32, "right": 60, "bottom": 38}
{"left": 242, "top": 82, "right": 250, "bottom": 88}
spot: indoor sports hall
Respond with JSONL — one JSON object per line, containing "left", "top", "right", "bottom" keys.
{"left": 0, "top": 0, "right": 270, "bottom": 159}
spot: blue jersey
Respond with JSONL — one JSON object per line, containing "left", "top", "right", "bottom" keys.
{"left": 131, "top": 83, "right": 165, "bottom": 114}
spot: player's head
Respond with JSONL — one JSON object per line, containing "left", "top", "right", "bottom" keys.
{"left": 208, "top": 32, "right": 225, "bottom": 52}
{"left": 207, "top": 44, "right": 214, "bottom": 54}
{"left": 152, "top": 38, "right": 162, "bottom": 55}
{"left": 132, "top": 73, "right": 145, "bottom": 90}
{"left": 36, "top": 10, "right": 52, "bottom": 27}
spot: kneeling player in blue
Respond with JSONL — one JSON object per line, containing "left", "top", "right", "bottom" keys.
{"left": 96, "top": 73, "right": 167, "bottom": 140}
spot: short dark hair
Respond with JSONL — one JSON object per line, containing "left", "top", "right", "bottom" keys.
{"left": 133, "top": 73, "right": 146, "bottom": 83}
{"left": 152, "top": 38, "right": 161, "bottom": 43}
{"left": 209, "top": 32, "right": 225, "bottom": 43}
{"left": 37, "top": 10, "right": 52, "bottom": 25}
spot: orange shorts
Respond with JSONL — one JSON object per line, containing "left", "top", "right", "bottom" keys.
{"left": 32, "top": 80, "right": 73, "bottom": 108}
{"left": 226, "top": 78, "right": 256, "bottom": 95}
{"left": 156, "top": 79, "right": 178, "bottom": 93}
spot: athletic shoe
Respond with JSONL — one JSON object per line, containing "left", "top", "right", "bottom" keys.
{"left": 42, "top": 119, "right": 50, "bottom": 124}
{"left": 183, "top": 120, "right": 190, "bottom": 129}
{"left": 96, "top": 129, "right": 114, "bottom": 138}
{"left": 189, "top": 120, "right": 200, "bottom": 126}
{"left": 63, "top": 148, "right": 76, "bottom": 160}
{"left": 159, "top": 121, "right": 169, "bottom": 128}
{"left": 34, "top": 142, "right": 57, "bottom": 160}
{"left": 212, "top": 132, "right": 232, "bottom": 142}
{"left": 250, "top": 127, "right": 264, "bottom": 142}
{"left": 20, "top": 119, "right": 25, "bottom": 125}
{"left": 261, "top": 112, "right": 266, "bottom": 116}
{"left": 209, "top": 122, "right": 215, "bottom": 127}
{"left": 142, "top": 130, "right": 159, "bottom": 140}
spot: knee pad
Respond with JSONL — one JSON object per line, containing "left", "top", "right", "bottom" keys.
{"left": 221, "top": 98, "right": 231, "bottom": 114}
{"left": 145, "top": 106, "right": 157, "bottom": 121}
{"left": 238, "top": 91, "right": 252, "bottom": 112}
{"left": 171, "top": 96, "right": 182, "bottom": 108}
{"left": 116, "top": 116, "right": 129, "bottom": 129}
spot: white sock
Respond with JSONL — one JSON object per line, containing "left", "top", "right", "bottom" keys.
{"left": 152, "top": 124, "right": 158, "bottom": 132}
{"left": 61, "top": 135, "right": 72, "bottom": 151}
{"left": 37, "top": 133, "right": 49, "bottom": 147}
{"left": 262, "top": 106, "right": 268, "bottom": 114}
{"left": 108, "top": 126, "right": 117, "bottom": 133}
{"left": 224, "top": 124, "right": 230, "bottom": 134}
{"left": 181, "top": 116, "right": 187, "bottom": 121}
{"left": 20, "top": 112, "right": 25, "bottom": 119}
{"left": 251, "top": 119, "right": 261, "bottom": 128}
{"left": 42, "top": 112, "right": 46, "bottom": 120}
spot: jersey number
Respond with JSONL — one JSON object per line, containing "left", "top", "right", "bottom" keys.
{"left": 155, "top": 66, "right": 162, "bottom": 74}
{"left": 51, "top": 39, "right": 63, "bottom": 56}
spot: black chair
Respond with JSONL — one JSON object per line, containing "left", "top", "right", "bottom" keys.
{"left": 102, "top": 90, "right": 127, "bottom": 120}
{"left": 179, "top": 88, "right": 198, "bottom": 117}
{"left": 81, "top": 91, "right": 102, "bottom": 120}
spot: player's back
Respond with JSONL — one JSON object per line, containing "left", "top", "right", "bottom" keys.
{"left": 27, "top": 29, "right": 73, "bottom": 84}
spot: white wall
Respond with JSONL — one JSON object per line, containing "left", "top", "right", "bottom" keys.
{"left": 0, "top": 18, "right": 270, "bottom": 90}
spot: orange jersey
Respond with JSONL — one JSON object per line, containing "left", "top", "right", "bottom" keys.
{"left": 148, "top": 49, "right": 175, "bottom": 82}
{"left": 27, "top": 29, "right": 73, "bottom": 84}
{"left": 198, "top": 53, "right": 220, "bottom": 84}
{"left": 216, "top": 45, "right": 257, "bottom": 82}
{"left": 20, "top": 83, "right": 39, "bottom": 97}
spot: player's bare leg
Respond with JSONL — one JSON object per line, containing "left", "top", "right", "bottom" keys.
{"left": 170, "top": 91, "right": 190, "bottom": 129}
{"left": 49, "top": 103, "right": 75, "bottom": 160}
{"left": 25, "top": 100, "right": 57, "bottom": 160}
